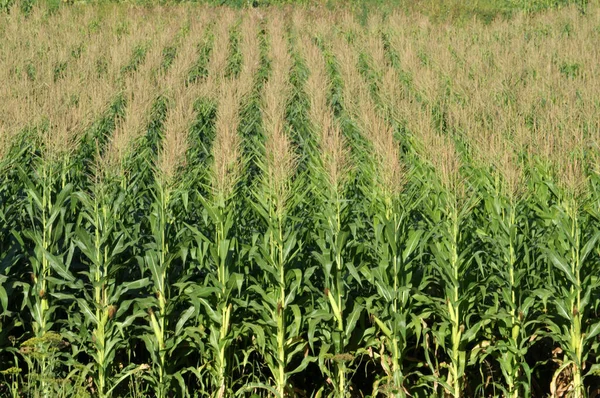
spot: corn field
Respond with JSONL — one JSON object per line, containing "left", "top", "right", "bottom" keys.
{"left": 0, "top": 3, "right": 599, "bottom": 398}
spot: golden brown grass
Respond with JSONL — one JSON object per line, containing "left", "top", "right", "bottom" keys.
{"left": 199, "top": 9, "right": 238, "bottom": 99}
{"left": 102, "top": 14, "right": 186, "bottom": 179}
{"left": 0, "top": 3, "right": 598, "bottom": 199}
{"left": 379, "top": 5, "right": 600, "bottom": 198}
{"left": 330, "top": 24, "right": 405, "bottom": 198}
{"left": 210, "top": 13, "right": 259, "bottom": 199}
{"left": 261, "top": 13, "right": 296, "bottom": 210}
{"left": 156, "top": 16, "right": 214, "bottom": 186}
{"left": 301, "top": 33, "right": 350, "bottom": 192}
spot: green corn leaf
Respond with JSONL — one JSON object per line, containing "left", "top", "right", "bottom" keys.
{"left": 345, "top": 261, "right": 362, "bottom": 285}
{"left": 175, "top": 306, "right": 195, "bottom": 336}
{"left": 373, "top": 315, "right": 393, "bottom": 339}
{"left": 327, "top": 291, "right": 342, "bottom": 324}
{"left": 584, "top": 321, "right": 600, "bottom": 344}
{"left": 588, "top": 363, "right": 600, "bottom": 376}
{"left": 545, "top": 250, "right": 578, "bottom": 286}
{"left": 77, "top": 299, "right": 99, "bottom": 325}
{"left": 402, "top": 229, "right": 424, "bottom": 262}
{"left": 580, "top": 231, "right": 600, "bottom": 264}
{"left": 0, "top": 283, "right": 8, "bottom": 311}
{"left": 118, "top": 278, "right": 151, "bottom": 295}
{"left": 43, "top": 249, "right": 75, "bottom": 282}
{"left": 345, "top": 303, "right": 363, "bottom": 338}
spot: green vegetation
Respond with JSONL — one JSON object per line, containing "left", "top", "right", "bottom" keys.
{"left": 1, "top": 2, "right": 600, "bottom": 398}
{"left": 0, "top": 0, "right": 594, "bottom": 24}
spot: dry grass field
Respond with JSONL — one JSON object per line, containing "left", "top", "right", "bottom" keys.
{"left": 0, "top": 3, "right": 599, "bottom": 397}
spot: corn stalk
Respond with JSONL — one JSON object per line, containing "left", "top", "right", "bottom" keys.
{"left": 362, "top": 177, "right": 427, "bottom": 397}
{"left": 537, "top": 180, "right": 600, "bottom": 398}
{"left": 140, "top": 173, "right": 191, "bottom": 398}
{"left": 421, "top": 175, "right": 481, "bottom": 398}
{"left": 472, "top": 171, "right": 542, "bottom": 398}
{"left": 73, "top": 178, "right": 150, "bottom": 398}
{"left": 246, "top": 162, "right": 309, "bottom": 397}
{"left": 310, "top": 158, "right": 360, "bottom": 398}
{"left": 18, "top": 150, "right": 76, "bottom": 397}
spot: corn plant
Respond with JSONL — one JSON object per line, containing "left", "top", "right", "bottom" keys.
{"left": 5, "top": 71, "right": 107, "bottom": 388}
{"left": 238, "top": 17, "right": 313, "bottom": 396}
{"left": 535, "top": 170, "right": 600, "bottom": 398}
{"left": 308, "top": 129, "right": 362, "bottom": 398}
{"left": 17, "top": 133, "right": 80, "bottom": 397}
{"left": 186, "top": 193, "right": 241, "bottom": 397}
{"left": 185, "top": 85, "right": 248, "bottom": 397}
{"left": 361, "top": 168, "right": 428, "bottom": 397}
{"left": 417, "top": 138, "right": 483, "bottom": 398}
{"left": 0, "top": 144, "right": 26, "bottom": 354}
{"left": 72, "top": 174, "right": 152, "bottom": 398}
{"left": 303, "top": 77, "right": 362, "bottom": 398}
{"left": 119, "top": 82, "right": 190, "bottom": 396}
{"left": 346, "top": 31, "right": 432, "bottom": 396}
{"left": 423, "top": 190, "right": 476, "bottom": 398}
{"left": 468, "top": 160, "right": 544, "bottom": 398}
{"left": 246, "top": 143, "right": 312, "bottom": 396}
{"left": 138, "top": 133, "right": 194, "bottom": 397}
{"left": 138, "top": 172, "right": 184, "bottom": 397}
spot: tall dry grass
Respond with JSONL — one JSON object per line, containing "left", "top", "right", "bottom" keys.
{"left": 198, "top": 9, "right": 237, "bottom": 99}
{"left": 384, "top": 5, "right": 600, "bottom": 191}
{"left": 332, "top": 26, "right": 405, "bottom": 198}
{"left": 262, "top": 14, "right": 296, "bottom": 206}
{"left": 301, "top": 34, "right": 350, "bottom": 192}
{"left": 102, "top": 14, "right": 186, "bottom": 179}
{"left": 155, "top": 13, "right": 220, "bottom": 185}
{"left": 211, "top": 12, "right": 258, "bottom": 198}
